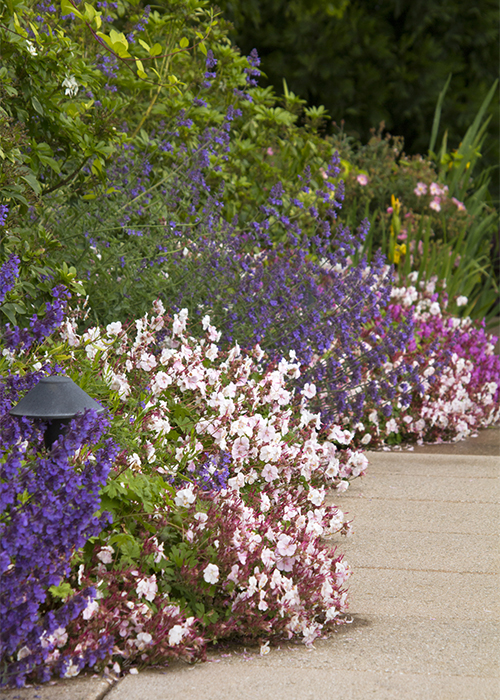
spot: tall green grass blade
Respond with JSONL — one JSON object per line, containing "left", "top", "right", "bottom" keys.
{"left": 429, "top": 73, "right": 452, "bottom": 155}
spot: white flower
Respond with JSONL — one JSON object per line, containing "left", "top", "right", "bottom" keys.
{"left": 232, "top": 436, "right": 250, "bottom": 461}
{"left": 260, "top": 641, "right": 271, "bottom": 656}
{"left": 62, "top": 75, "right": 79, "bottom": 97}
{"left": 17, "top": 646, "right": 31, "bottom": 660}
{"left": 307, "top": 487, "right": 325, "bottom": 507}
{"left": 106, "top": 321, "right": 122, "bottom": 335}
{"left": 361, "top": 433, "right": 372, "bottom": 445}
{"left": 276, "top": 533, "right": 297, "bottom": 557}
{"left": 127, "top": 452, "right": 142, "bottom": 470}
{"left": 63, "top": 659, "right": 80, "bottom": 678}
{"left": 302, "top": 382, "right": 316, "bottom": 399}
{"left": 175, "top": 487, "right": 196, "bottom": 507}
{"left": 203, "top": 563, "right": 219, "bottom": 584}
{"left": 136, "top": 632, "right": 153, "bottom": 649}
{"left": 26, "top": 41, "right": 38, "bottom": 56}
{"left": 96, "top": 545, "right": 114, "bottom": 564}
{"left": 429, "top": 302, "right": 441, "bottom": 316}
{"left": 262, "top": 463, "right": 279, "bottom": 482}
{"left": 82, "top": 599, "right": 99, "bottom": 620}
{"left": 386, "top": 418, "right": 398, "bottom": 434}
{"left": 136, "top": 574, "right": 158, "bottom": 602}
{"left": 456, "top": 295, "right": 468, "bottom": 307}
{"left": 168, "top": 625, "right": 186, "bottom": 646}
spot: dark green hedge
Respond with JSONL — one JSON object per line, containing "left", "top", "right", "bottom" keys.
{"left": 218, "top": 0, "right": 499, "bottom": 201}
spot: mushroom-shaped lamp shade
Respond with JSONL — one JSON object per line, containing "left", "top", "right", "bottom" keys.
{"left": 9, "top": 376, "right": 105, "bottom": 450}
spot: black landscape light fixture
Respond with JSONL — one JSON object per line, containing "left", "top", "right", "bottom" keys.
{"left": 9, "top": 375, "right": 105, "bottom": 450}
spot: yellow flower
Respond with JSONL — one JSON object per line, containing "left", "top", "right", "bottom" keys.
{"left": 390, "top": 194, "right": 401, "bottom": 215}
{"left": 391, "top": 243, "right": 406, "bottom": 265}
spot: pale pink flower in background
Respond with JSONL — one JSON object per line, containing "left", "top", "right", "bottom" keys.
{"left": 266, "top": 147, "right": 274, "bottom": 156}
{"left": 429, "top": 197, "right": 441, "bottom": 212}
{"left": 172, "top": 309, "right": 188, "bottom": 336}
{"left": 17, "top": 646, "right": 31, "bottom": 660}
{"left": 257, "top": 422, "right": 276, "bottom": 443}
{"left": 386, "top": 206, "right": 393, "bottom": 214}
{"left": 61, "top": 320, "right": 80, "bottom": 346}
{"left": 207, "top": 325, "right": 221, "bottom": 342}
{"left": 149, "top": 414, "right": 171, "bottom": 435}
{"left": 327, "top": 426, "right": 353, "bottom": 444}
{"left": 452, "top": 197, "right": 466, "bottom": 211}
{"left": 414, "top": 182, "right": 427, "bottom": 196}
{"left": 203, "top": 563, "right": 220, "bottom": 584}
{"left": 260, "top": 641, "right": 271, "bottom": 655}
{"left": 63, "top": 660, "right": 80, "bottom": 678}
{"left": 152, "top": 299, "right": 165, "bottom": 315}
{"left": 429, "top": 182, "right": 443, "bottom": 196}
{"left": 356, "top": 173, "right": 368, "bottom": 186}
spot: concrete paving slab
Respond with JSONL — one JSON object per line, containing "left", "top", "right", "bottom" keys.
{"left": 104, "top": 664, "right": 500, "bottom": 700}
{"left": 0, "top": 676, "right": 111, "bottom": 700}
{"left": 337, "top": 497, "right": 500, "bottom": 535}
{"left": 364, "top": 451, "right": 500, "bottom": 478}
{"left": 339, "top": 471, "right": 499, "bottom": 504}
{"left": 339, "top": 528, "right": 499, "bottom": 573}
{"left": 346, "top": 568, "right": 499, "bottom": 619}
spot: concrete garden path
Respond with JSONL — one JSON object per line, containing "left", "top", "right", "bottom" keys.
{"left": 3, "top": 427, "right": 499, "bottom": 700}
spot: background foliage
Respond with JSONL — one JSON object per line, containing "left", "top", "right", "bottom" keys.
{"left": 217, "top": 0, "right": 500, "bottom": 203}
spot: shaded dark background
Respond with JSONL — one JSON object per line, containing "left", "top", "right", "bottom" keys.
{"left": 217, "top": 0, "right": 499, "bottom": 204}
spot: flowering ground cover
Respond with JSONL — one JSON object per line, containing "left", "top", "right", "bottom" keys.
{"left": 348, "top": 275, "right": 500, "bottom": 449}
{"left": 0, "top": 0, "right": 498, "bottom": 689}
{"left": 1, "top": 287, "right": 363, "bottom": 686}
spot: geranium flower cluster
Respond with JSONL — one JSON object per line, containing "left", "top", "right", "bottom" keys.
{"left": 1, "top": 300, "right": 362, "bottom": 685}
{"left": 349, "top": 274, "right": 499, "bottom": 447}
{"left": 65, "top": 484, "right": 350, "bottom": 675}
{"left": 63, "top": 300, "right": 367, "bottom": 493}
{"left": 413, "top": 180, "right": 466, "bottom": 213}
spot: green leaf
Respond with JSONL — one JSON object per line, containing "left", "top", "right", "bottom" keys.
{"left": 60, "top": 0, "right": 82, "bottom": 19}
{"left": 179, "top": 37, "right": 189, "bottom": 49}
{"left": 31, "top": 95, "right": 44, "bottom": 115}
{"left": 49, "top": 582, "right": 73, "bottom": 600}
{"left": 149, "top": 43, "right": 162, "bottom": 57}
{"left": 21, "top": 172, "right": 41, "bottom": 195}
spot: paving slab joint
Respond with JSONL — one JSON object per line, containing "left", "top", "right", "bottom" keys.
{"left": 83, "top": 678, "right": 117, "bottom": 700}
